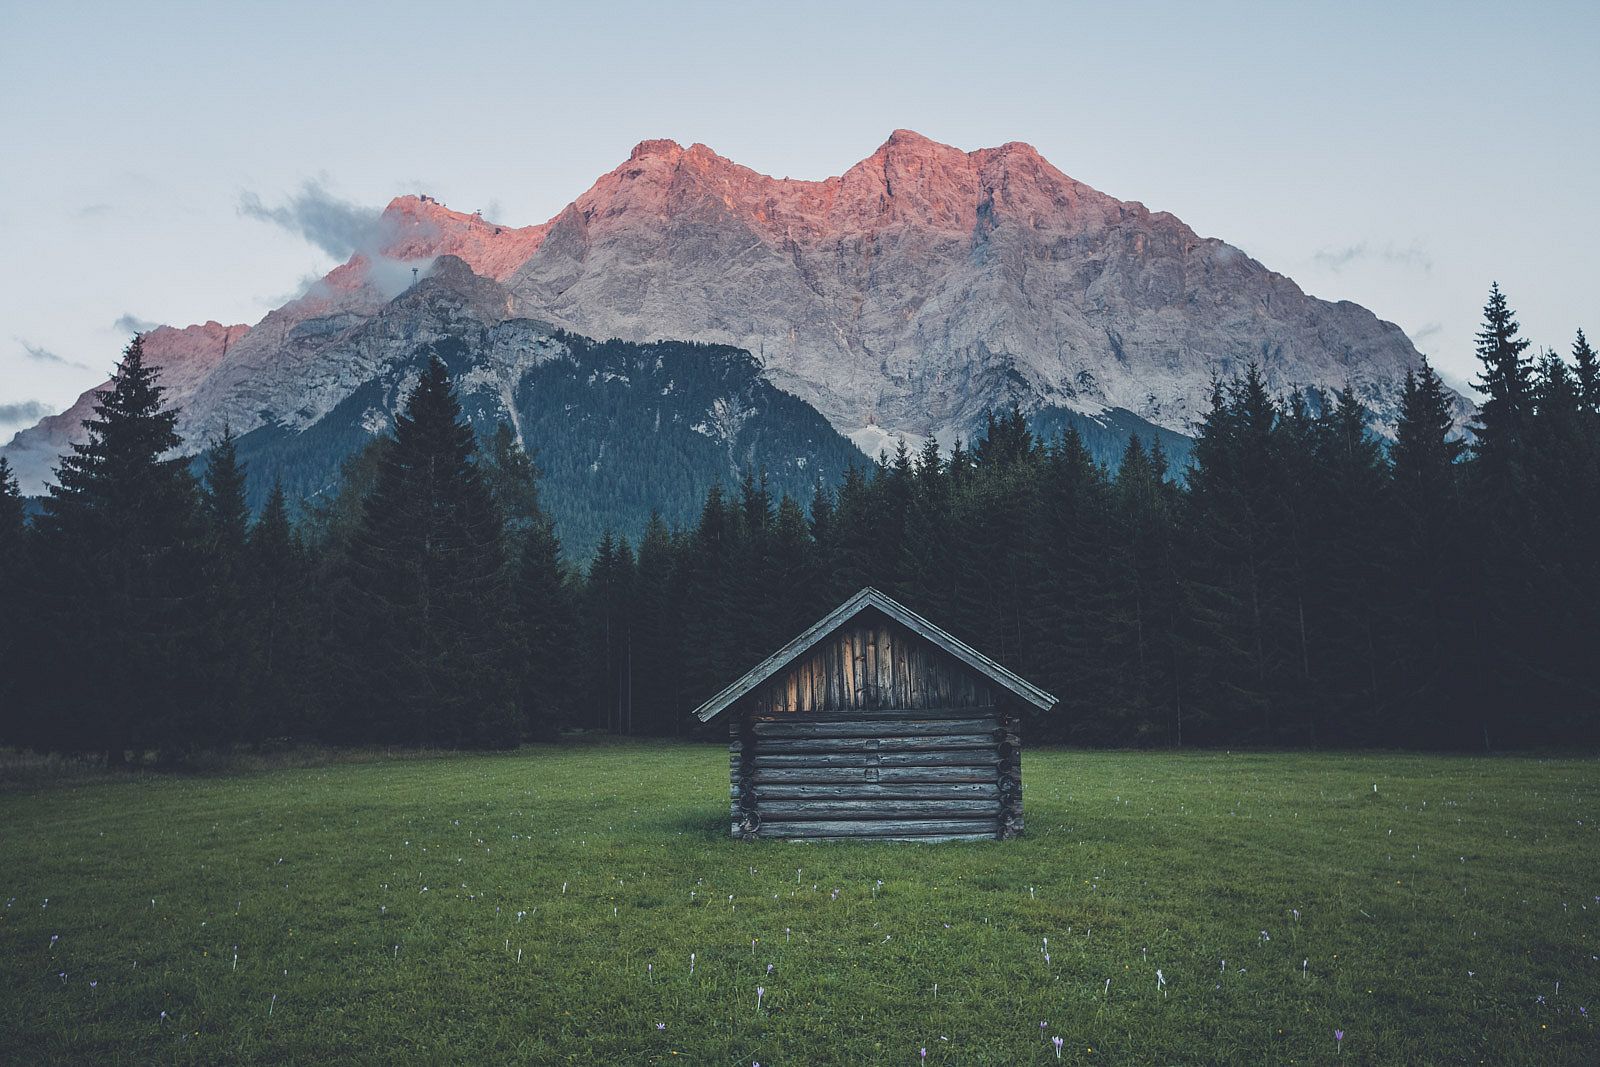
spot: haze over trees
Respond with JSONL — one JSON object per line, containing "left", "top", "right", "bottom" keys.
{"left": 1, "top": 286, "right": 1596, "bottom": 756}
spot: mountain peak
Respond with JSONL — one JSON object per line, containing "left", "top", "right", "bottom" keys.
{"left": 882, "top": 128, "right": 938, "bottom": 148}
{"left": 630, "top": 138, "right": 685, "bottom": 161}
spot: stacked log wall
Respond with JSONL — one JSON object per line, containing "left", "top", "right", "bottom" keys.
{"left": 735, "top": 711, "right": 1006, "bottom": 840}
{"left": 726, "top": 610, "right": 1028, "bottom": 842}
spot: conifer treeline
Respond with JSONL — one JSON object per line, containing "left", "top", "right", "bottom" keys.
{"left": 1, "top": 285, "right": 1596, "bottom": 757}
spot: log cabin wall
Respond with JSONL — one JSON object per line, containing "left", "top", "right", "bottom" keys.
{"left": 729, "top": 612, "right": 1023, "bottom": 842}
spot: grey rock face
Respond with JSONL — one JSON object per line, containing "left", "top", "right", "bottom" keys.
{"left": 501, "top": 130, "right": 1465, "bottom": 444}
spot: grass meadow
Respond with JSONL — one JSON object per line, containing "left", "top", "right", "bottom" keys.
{"left": 1, "top": 743, "right": 1596, "bottom": 1064}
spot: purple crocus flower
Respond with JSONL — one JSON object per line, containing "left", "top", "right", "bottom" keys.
{"left": 756, "top": 985, "right": 765, "bottom": 1012}
{"left": 1052, "top": 1035, "right": 1064, "bottom": 1061}
{"left": 656, "top": 1022, "right": 666, "bottom": 1031}
{"left": 1335, "top": 1028, "right": 1344, "bottom": 1053}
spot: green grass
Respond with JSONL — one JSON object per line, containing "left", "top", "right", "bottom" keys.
{"left": 2, "top": 744, "right": 1597, "bottom": 1064}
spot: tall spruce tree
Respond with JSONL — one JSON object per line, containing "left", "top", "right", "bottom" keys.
{"left": 516, "top": 514, "right": 580, "bottom": 738}
{"left": 1389, "top": 359, "right": 1469, "bottom": 745}
{"left": 631, "top": 511, "right": 680, "bottom": 734}
{"left": 0, "top": 458, "right": 25, "bottom": 745}
{"left": 198, "top": 428, "right": 251, "bottom": 747}
{"left": 31, "top": 336, "right": 205, "bottom": 760}
{"left": 1032, "top": 428, "right": 1115, "bottom": 743}
{"left": 676, "top": 488, "right": 728, "bottom": 706}
{"left": 337, "top": 355, "right": 520, "bottom": 748}
{"left": 770, "top": 494, "right": 820, "bottom": 641}
{"left": 1573, "top": 329, "right": 1600, "bottom": 415}
{"left": 1181, "top": 367, "right": 1290, "bottom": 743}
{"left": 480, "top": 423, "right": 544, "bottom": 536}
{"left": 899, "top": 437, "right": 955, "bottom": 625}
{"left": 1307, "top": 388, "right": 1392, "bottom": 744}
{"left": 1522, "top": 349, "right": 1600, "bottom": 739}
{"left": 1465, "top": 286, "right": 1539, "bottom": 746}
{"left": 584, "top": 532, "right": 636, "bottom": 732}
{"left": 1109, "top": 436, "right": 1183, "bottom": 745}
{"left": 244, "top": 478, "right": 313, "bottom": 742}
{"left": 1472, "top": 283, "right": 1535, "bottom": 464}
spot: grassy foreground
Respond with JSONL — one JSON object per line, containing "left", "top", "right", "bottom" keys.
{"left": 1, "top": 744, "right": 1596, "bottom": 1064}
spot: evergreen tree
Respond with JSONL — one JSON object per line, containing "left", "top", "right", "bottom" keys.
{"left": 479, "top": 422, "right": 544, "bottom": 536}
{"left": 1392, "top": 360, "right": 1466, "bottom": 489}
{"left": 1031, "top": 427, "right": 1114, "bottom": 743}
{"left": 336, "top": 355, "right": 520, "bottom": 748}
{"left": 1521, "top": 349, "right": 1600, "bottom": 740}
{"left": 899, "top": 437, "right": 955, "bottom": 624}
{"left": 828, "top": 465, "right": 878, "bottom": 601}
{"left": 1389, "top": 359, "right": 1469, "bottom": 745}
{"left": 1573, "top": 329, "right": 1600, "bottom": 415}
{"left": 732, "top": 470, "right": 780, "bottom": 657}
{"left": 1180, "top": 367, "right": 1289, "bottom": 743}
{"left": 631, "top": 511, "right": 681, "bottom": 735}
{"left": 1465, "top": 286, "right": 1539, "bottom": 746}
{"left": 1109, "top": 436, "right": 1183, "bottom": 745}
{"left": 515, "top": 514, "right": 580, "bottom": 737}
{"left": 1472, "top": 283, "right": 1535, "bottom": 463}
{"left": 770, "top": 494, "right": 820, "bottom": 641}
{"left": 679, "top": 487, "right": 739, "bottom": 707}
{"left": 1306, "top": 388, "right": 1392, "bottom": 744}
{"left": 951, "top": 413, "right": 1043, "bottom": 718}
{"left": 243, "top": 478, "right": 313, "bottom": 742}
{"left": 198, "top": 428, "right": 251, "bottom": 747}
{"left": 584, "top": 532, "right": 637, "bottom": 732}
{"left": 30, "top": 336, "right": 205, "bottom": 760}
{"left": 0, "top": 458, "right": 26, "bottom": 744}
{"left": 1271, "top": 389, "right": 1321, "bottom": 737}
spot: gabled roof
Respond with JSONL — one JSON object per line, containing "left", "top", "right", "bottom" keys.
{"left": 692, "top": 587, "right": 1058, "bottom": 722}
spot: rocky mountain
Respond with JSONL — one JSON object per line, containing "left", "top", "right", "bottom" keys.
{"left": 3, "top": 320, "right": 251, "bottom": 495}
{"left": 497, "top": 129, "right": 1461, "bottom": 449}
{"left": 5, "top": 130, "right": 1464, "bottom": 540}
{"left": 223, "top": 256, "right": 864, "bottom": 553}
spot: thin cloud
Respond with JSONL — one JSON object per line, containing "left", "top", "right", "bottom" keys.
{"left": 114, "top": 313, "right": 159, "bottom": 335}
{"left": 15, "top": 339, "right": 90, "bottom": 370}
{"left": 75, "top": 202, "right": 112, "bottom": 219}
{"left": 1408, "top": 321, "right": 1443, "bottom": 347}
{"left": 1313, "top": 241, "right": 1433, "bottom": 273}
{"left": 0, "top": 400, "right": 53, "bottom": 425}
{"left": 238, "top": 179, "right": 389, "bottom": 260}
{"left": 240, "top": 179, "right": 437, "bottom": 300}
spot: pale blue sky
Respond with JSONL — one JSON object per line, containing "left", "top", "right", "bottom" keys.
{"left": 2, "top": 0, "right": 1596, "bottom": 432}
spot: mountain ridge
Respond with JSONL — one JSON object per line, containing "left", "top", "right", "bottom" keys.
{"left": 3, "top": 129, "right": 1465, "bottom": 499}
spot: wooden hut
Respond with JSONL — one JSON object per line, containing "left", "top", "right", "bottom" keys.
{"left": 691, "top": 587, "right": 1057, "bottom": 842}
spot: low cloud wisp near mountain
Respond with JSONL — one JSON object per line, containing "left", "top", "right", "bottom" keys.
{"left": 1312, "top": 241, "right": 1434, "bottom": 274}
{"left": 239, "top": 180, "right": 435, "bottom": 299}
{"left": 114, "top": 313, "right": 159, "bottom": 335}
{"left": 238, "top": 180, "right": 389, "bottom": 260}
{"left": 15, "top": 339, "right": 89, "bottom": 370}
{"left": 0, "top": 400, "right": 53, "bottom": 426}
